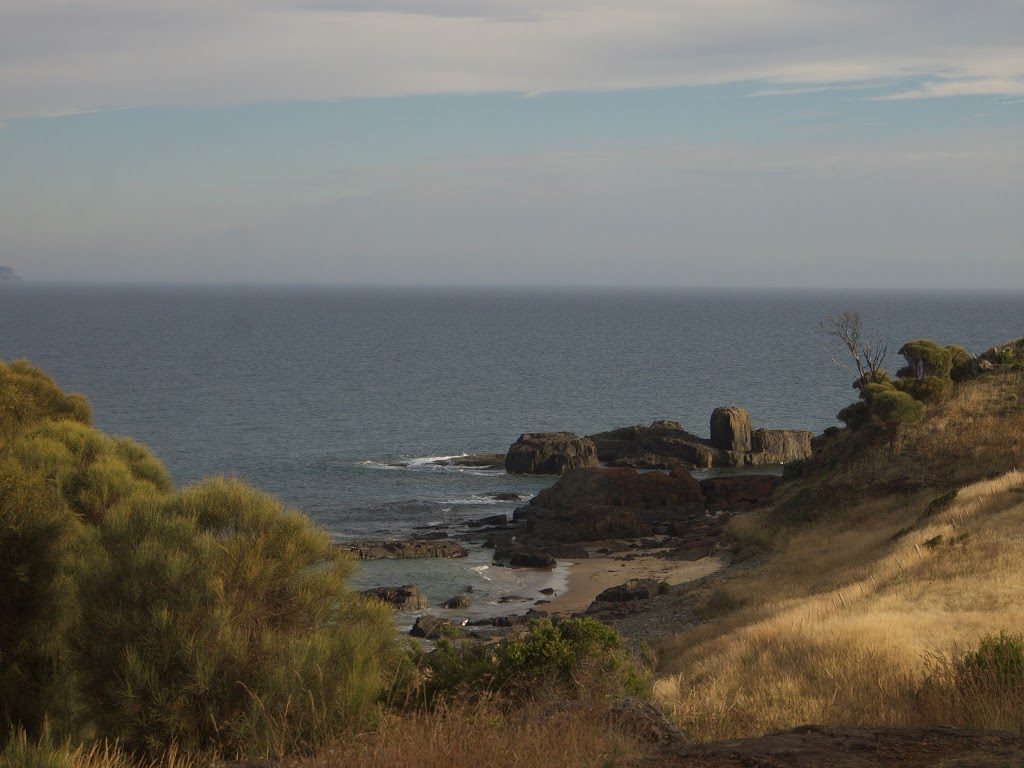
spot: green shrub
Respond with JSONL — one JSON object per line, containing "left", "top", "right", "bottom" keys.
{"left": 922, "top": 489, "right": 958, "bottom": 519}
{"left": 0, "top": 362, "right": 398, "bottom": 758}
{"left": 11, "top": 421, "right": 170, "bottom": 524}
{"left": 898, "top": 339, "right": 953, "bottom": 379}
{"left": 0, "top": 361, "right": 90, "bottom": 447}
{"left": 412, "top": 618, "right": 648, "bottom": 705}
{"left": 0, "top": 460, "right": 91, "bottom": 740}
{"left": 946, "top": 345, "right": 974, "bottom": 382}
{"left": 76, "top": 478, "right": 397, "bottom": 757}
{"left": 893, "top": 375, "right": 953, "bottom": 405}
{"left": 961, "top": 632, "right": 1024, "bottom": 687}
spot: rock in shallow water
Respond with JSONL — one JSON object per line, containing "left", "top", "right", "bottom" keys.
{"left": 504, "top": 432, "right": 600, "bottom": 475}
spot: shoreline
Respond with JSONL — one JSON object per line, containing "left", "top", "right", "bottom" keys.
{"left": 542, "top": 551, "right": 724, "bottom": 615}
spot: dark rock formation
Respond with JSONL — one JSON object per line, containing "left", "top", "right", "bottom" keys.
{"left": 505, "top": 432, "right": 599, "bottom": 475}
{"left": 699, "top": 475, "right": 778, "bottom": 510}
{"left": 750, "top": 428, "right": 814, "bottom": 465}
{"left": 345, "top": 540, "right": 467, "bottom": 560}
{"left": 594, "top": 578, "right": 662, "bottom": 603}
{"left": 531, "top": 466, "right": 703, "bottom": 510}
{"left": 361, "top": 584, "right": 428, "bottom": 610}
{"left": 521, "top": 467, "right": 710, "bottom": 543}
{"left": 508, "top": 549, "right": 557, "bottom": 568}
{"left": 710, "top": 406, "right": 753, "bottom": 453}
{"left": 589, "top": 417, "right": 812, "bottom": 470}
{"left": 0, "top": 266, "right": 19, "bottom": 281}
{"left": 441, "top": 593, "right": 470, "bottom": 609}
{"left": 589, "top": 421, "right": 709, "bottom": 468}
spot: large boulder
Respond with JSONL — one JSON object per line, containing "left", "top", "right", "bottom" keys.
{"left": 750, "top": 429, "right": 814, "bottom": 464}
{"left": 589, "top": 420, "right": 710, "bottom": 468}
{"left": 710, "top": 406, "right": 753, "bottom": 453}
{"left": 594, "top": 578, "right": 662, "bottom": 603}
{"left": 505, "top": 432, "right": 600, "bottom": 475}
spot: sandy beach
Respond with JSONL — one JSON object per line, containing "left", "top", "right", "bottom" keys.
{"left": 542, "top": 551, "right": 724, "bottom": 614}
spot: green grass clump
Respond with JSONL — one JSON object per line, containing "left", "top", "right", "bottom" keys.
{"left": 410, "top": 617, "right": 649, "bottom": 705}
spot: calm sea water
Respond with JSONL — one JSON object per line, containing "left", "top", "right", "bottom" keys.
{"left": 1, "top": 284, "right": 1021, "bottom": 614}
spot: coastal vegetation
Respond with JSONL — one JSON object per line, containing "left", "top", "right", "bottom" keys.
{"left": 0, "top": 360, "right": 396, "bottom": 760}
{"left": 655, "top": 334, "right": 1024, "bottom": 741}
{"left": 4, "top": 330, "right": 1024, "bottom": 766}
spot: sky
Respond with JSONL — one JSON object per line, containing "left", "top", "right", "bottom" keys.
{"left": 1, "top": 0, "right": 1022, "bottom": 289}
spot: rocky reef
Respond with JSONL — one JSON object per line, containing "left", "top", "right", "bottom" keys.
{"left": 514, "top": 466, "right": 776, "bottom": 546}
{"left": 507, "top": 408, "right": 812, "bottom": 474}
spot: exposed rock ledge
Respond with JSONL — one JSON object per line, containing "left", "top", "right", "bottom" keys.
{"left": 502, "top": 409, "right": 811, "bottom": 475}
{"left": 344, "top": 540, "right": 467, "bottom": 560}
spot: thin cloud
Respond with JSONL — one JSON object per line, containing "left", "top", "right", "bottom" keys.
{"left": 875, "top": 77, "right": 1024, "bottom": 100}
{"left": 1, "top": 1, "right": 1023, "bottom": 119}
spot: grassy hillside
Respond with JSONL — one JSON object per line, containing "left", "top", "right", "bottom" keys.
{"left": 654, "top": 360, "right": 1024, "bottom": 741}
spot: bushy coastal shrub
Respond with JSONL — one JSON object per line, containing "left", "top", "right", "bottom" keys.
{"left": 947, "top": 345, "right": 974, "bottom": 381}
{"left": 12, "top": 421, "right": 171, "bottom": 524}
{"left": 411, "top": 618, "right": 648, "bottom": 705}
{"left": 0, "top": 360, "right": 90, "bottom": 446}
{"left": 960, "top": 632, "right": 1024, "bottom": 688}
{"left": 76, "top": 479, "right": 397, "bottom": 756}
{"left": 920, "top": 631, "right": 1024, "bottom": 732}
{"left": 0, "top": 461, "right": 91, "bottom": 739}
{"left": 0, "top": 361, "right": 398, "bottom": 758}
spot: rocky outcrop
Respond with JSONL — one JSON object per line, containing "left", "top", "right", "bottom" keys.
{"left": 594, "top": 578, "right": 662, "bottom": 603}
{"left": 345, "top": 540, "right": 467, "bottom": 560}
{"left": 710, "top": 406, "right": 753, "bottom": 452}
{"left": 588, "top": 416, "right": 812, "bottom": 470}
{"left": 590, "top": 420, "right": 709, "bottom": 468}
{"left": 530, "top": 466, "right": 703, "bottom": 510}
{"left": 0, "top": 267, "right": 19, "bottom": 281}
{"left": 509, "top": 550, "right": 557, "bottom": 568}
{"left": 750, "top": 428, "right": 814, "bottom": 464}
{"left": 520, "top": 467, "right": 709, "bottom": 543}
{"left": 699, "top": 475, "right": 777, "bottom": 510}
{"left": 361, "top": 584, "right": 428, "bottom": 610}
{"left": 505, "top": 432, "right": 599, "bottom": 475}
{"left": 441, "top": 593, "right": 470, "bottom": 609}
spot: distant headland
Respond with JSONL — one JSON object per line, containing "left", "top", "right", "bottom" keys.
{"left": 0, "top": 266, "right": 20, "bottom": 280}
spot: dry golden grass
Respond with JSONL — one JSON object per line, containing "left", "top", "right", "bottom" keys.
{"left": 823, "top": 371, "right": 1024, "bottom": 492}
{"left": 0, "top": 736, "right": 196, "bottom": 768}
{"left": 6, "top": 698, "right": 642, "bottom": 768}
{"left": 291, "top": 697, "right": 641, "bottom": 768}
{"left": 655, "top": 470, "right": 1024, "bottom": 742}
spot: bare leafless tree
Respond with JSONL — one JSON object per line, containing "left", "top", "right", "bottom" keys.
{"left": 820, "top": 310, "right": 887, "bottom": 384}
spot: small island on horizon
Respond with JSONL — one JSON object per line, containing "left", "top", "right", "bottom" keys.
{"left": 0, "top": 266, "right": 20, "bottom": 280}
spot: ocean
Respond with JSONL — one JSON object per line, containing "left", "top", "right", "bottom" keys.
{"left": 1, "top": 284, "right": 1021, "bottom": 618}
